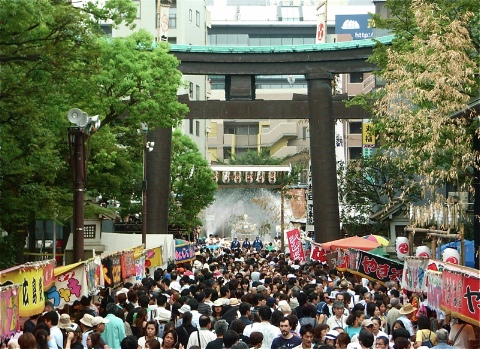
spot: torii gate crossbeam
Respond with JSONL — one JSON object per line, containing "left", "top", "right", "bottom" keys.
{"left": 146, "top": 36, "right": 393, "bottom": 244}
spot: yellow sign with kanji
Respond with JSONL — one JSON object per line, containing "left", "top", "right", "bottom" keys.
{"left": 362, "top": 123, "right": 375, "bottom": 145}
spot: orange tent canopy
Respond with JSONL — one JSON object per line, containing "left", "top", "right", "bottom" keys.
{"left": 321, "top": 236, "right": 380, "bottom": 251}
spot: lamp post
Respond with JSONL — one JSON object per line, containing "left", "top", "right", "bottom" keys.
{"left": 141, "top": 123, "right": 154, "bottom": 245}
{"left": 67, "top": 108, "right": 100, "bottom": 262}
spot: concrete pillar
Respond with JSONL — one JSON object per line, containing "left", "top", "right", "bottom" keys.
{"left": 306, "top": 71, "right": 341, "bottom": 243}
{"left": 147, "top": 127, "right": 172, "bottom": 235}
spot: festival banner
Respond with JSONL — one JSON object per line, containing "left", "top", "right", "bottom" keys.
{"left": 121, "top": 251, "right": 135, "bottom": 278}
{"left": 46, "top": 262, "right": 87, "bottom": 309}
{"left": 85, "top": 257, "right": 102, "bottom": 293}
{"left": 346, "top": 248, "right": 403, "bottom": 284}
{"left": 326, "top": 252, "right": 339, "bottom": 270}
{"left": 442, "top": 269, "right": 463, "bottom": 317}
{"left": 286, "top": 228, "right": 306, "bottom": 263}
{"left": 135, "top": 254, "right": 146, "bottom": 283}
{"left": 145, "top": 247, "right": 163, "bottom": 268}
{"left": 337, "top": 249, "right": 349, "bottom": 271}
{"left": 42, "top": 260, "right": 56, "bottom": 290}
{"left": 401, "top": 257, "right": 429, "bottom": 292}
{"left": 426, "top": 270, "right": 442, "bottom": 312}
{"left": 0, "top": 284, "right": 20, "bottom": 340}
{"left": 310, "top": 242, "right": 326, "bottom": 263}
{"left": 0, "top": 261, "right": 51, "bottom": 317}
{"left": 175, "top": 242, "right": 196, "bottom": 264}
{"left": 461, "top": 272, "right": 480, "bottom": 326}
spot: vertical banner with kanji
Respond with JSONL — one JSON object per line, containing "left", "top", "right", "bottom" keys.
{"left": 286, "top": 228, "right": 306, "bottom": 263}
{"left": 426, "top": 270, "right": 442, "bottom": 312}
{"left": 402, "top": 257, "right": 429, "bottom": 292}
{"left": 442, "top": 269, "right": 463, "bottom": 317}
{"left": 121, "top": 251, "right": 135, "bottom": 279}
{"left": 461, "top": 272, "right": 480, "bottom": 326}
{"left": 0, "top": 285, "right": 20, "bottom": 340}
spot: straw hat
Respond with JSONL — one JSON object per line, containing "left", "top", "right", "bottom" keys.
{"left": 229, "top": 298, "right": 240, "bottom": 306}
{"left": 79, "top": 313, "right": 94, "bottom": 327}
{"left": 399, "top": 303, "right": 417, "bottom": 315}
{"left": 58, "top": 314, "right": 74, "bottom": 329}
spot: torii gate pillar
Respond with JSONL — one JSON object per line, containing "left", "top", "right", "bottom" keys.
{"left": 306, "top": 71, "right": 341, "bottom": 243}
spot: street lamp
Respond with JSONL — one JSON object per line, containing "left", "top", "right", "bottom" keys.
{"left": 141, "top": 123, "right": 154, "bottom": 245}
{"left": 67, "top": 108, "right": 101, "bottom": 262}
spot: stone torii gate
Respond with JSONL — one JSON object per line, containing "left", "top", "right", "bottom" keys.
{"left": 146, "top": 36, "right": 393, "bottom": 244}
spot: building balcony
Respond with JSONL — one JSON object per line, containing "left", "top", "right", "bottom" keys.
{"left": 260, "top": 122, "right": 298, "bottom": 146}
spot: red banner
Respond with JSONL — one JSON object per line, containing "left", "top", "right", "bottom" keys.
{"left": 42, "top": 260, "right": 55, "bottom": 291}
{"left": 462, "top": 273, "right": 480, "bottom": 326}
{"left": 121, "top": 252, "right": 135, "bottom": 278}
{"left": 286, "top": 228, "right": 306, "bottom": 263}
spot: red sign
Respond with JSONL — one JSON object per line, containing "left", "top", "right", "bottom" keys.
{"left": 121, "top": 252, "right": 135, "bottom": 278}
{"left": 317, "top": 23, "right": 325, "bottom": 42}
{"left": 286, "top": 228, "right": 306, "bottom": 263}
{"left": 42, "top": 260, "right": 55, "bottom": 290}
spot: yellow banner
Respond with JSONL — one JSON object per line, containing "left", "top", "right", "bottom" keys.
{"left": 145, "top": 247, "right": 163, "bottom": 268}
{"left": 0, "top": 265, "right": 45, "bottom": 317}
{"left": 362, "top": 123, "right": 375, "bottom": 145}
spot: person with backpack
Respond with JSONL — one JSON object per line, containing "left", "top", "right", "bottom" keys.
{"left": 414, "top": 315, "right": 437, "bottom": 348}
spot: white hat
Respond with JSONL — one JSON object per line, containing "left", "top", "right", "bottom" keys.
{"left": 178, "top": 304, "right": 191, "bottom": 314}
{"left": 79, "top": 314, "right": 94, "bottom": 327}
{"left": 116, "top": 288, "right": 129, "bottom": 295}
{"left": 171, "top": 284, "right": 181, "bottom": 292}
{"left": 155, "top": 308, "right": 172, "bottom": 322}
{"left": 287, "top": 274, "right": 296, "bottom": 279}
{"left": 213, "top": 299, "right": 224, "bottom": 307}
{"left": 325, "top": 330, "right": 340, "bottom": 341}
{"left": 91, "top": 316, "right": 110, "bottom": 327}
{"left": 229, "top": 298, "right": 240, "bottom": 306}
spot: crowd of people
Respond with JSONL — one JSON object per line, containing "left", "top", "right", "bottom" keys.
{"left": 7, "top": 241, "right": 477, "bottom": 349}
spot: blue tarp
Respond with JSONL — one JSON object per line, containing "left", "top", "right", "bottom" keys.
{"left": 439, "top": 240, "right": 474, "bottom": 268}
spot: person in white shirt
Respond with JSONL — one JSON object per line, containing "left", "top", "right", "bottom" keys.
{"left": 187, "top": 315, "right": 217, "bottom": 349}
{"left": 243, "top": 306, "right": 281, "bottom": 349}
{"left": 397, "top": 304, "right": 416, "bottom": 341}
{"left": 448, "top": 318, "right": 476, "bottom": 349}
{"left": 326, "top": 301, "right": 348, "bottom": 331}
{"left": 44, "top": 311, "right": 64, "bottom": 349}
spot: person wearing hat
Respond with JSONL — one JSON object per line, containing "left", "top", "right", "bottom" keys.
{"left": 79, "top": 313, "right": 94, "bottom": 347}
{"left": 212, "top": 299, "right": 225, "bottom": 320}
{"left": 231, "top": 237, "right": 241, "bottom": 250}
{"left": 91, "top": 316, "right": 110, "bottom": 335}
{"left": 325, "top": 330, "right": 339, "bottom": 347}
{"left": 65, "top": 322, "right": 84, "bottom": 349}
{"left": 256, "top": 285, "right": 268, "bottom": 295}
{"left": 242, "top": 238, "right": 251, "bottom": 250}
{"left": 397, "top": 303, "right": 417, "bottom": 341}
{"left": 252, "top": 237, "right": 263, "bottom": 251}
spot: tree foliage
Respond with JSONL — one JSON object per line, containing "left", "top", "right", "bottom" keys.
{"left": 0, "top": 0, "right": 188, "bottom": 266}
{"left": 169, "top": 130, "right": 217, "bottom": 229}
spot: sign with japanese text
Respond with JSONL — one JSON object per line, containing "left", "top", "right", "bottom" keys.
{"left": 362, "top": 123, "right": 375, "bottom": 145}
{"left": 135, "top": 254, "right": 146, "bottom": 283}
{"left": 0, "top": 262, "right": 50, "bottom": 317}
{"left": 286, "top": 228, "right": 306, "bottom": 263}
{"left": 46, "top": 263, "right": 87, "bottom": 310}
{"left": 0, "top": 285, "right": 20, "bottom": 340}
{"left": 310, "top": 242, "right": 326, "bottom": 263}
{"left": 346, "top": 248, "right": 403, "bottom": 284}
{"left": 85, "top": 257, "right": 102, "bottom": 293}
{"left": 175, "top": 242, "right": 195, "bottom": 264}
{"left": 426, "top": 270, "right": 442, "bottom": 312}
{"left": 402, "top": 257, "right": 429, "bottom": 292}
{"left": 121, "top": 251, "right": 135, "bottom": 279}
{"left": 442, "top": 268, "right": 480, "bottom": 326}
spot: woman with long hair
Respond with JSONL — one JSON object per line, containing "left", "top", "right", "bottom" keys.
{"left": 132, "top": 308, "right": 148, "bottom": 339}
{"left": 335, "top": 333, "right": 351, "bottom": 349}
{"left": 414, "top": 315, "right": 437, "bottom": 348}
{"left": 365, "top": 302, "right": 377, "bottom": 319}
{"left": 175, "top": 312, "right": 196, "bottom": 348}
{"left": 344, "top": 310, "right": 364, "bottom": 339}
{"left": 139, "top": 321, "right": 163, "bottom": 349}
{"left": 34, "top": 329, "right": 50, "bottom": 349}
{"left": 87, "top": 332, "right": 105, "bottom": 349}
{"left": 211, "top": 300, "right": 224, "bottom": 320}
{"left": 18, "top": 332, "right": 36, "bottom": 349}
{"left": 313, "top": 324, "right": 329, "bottom": 346}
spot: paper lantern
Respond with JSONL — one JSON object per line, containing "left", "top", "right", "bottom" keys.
{"left": 415, "top": 245, "right": 431, "bottom": 258}
{"left": 442, "top": 248, "right": 460, "bottom": 265}
{"left": 396, "top": 237, "right": 409, "bottom": 261}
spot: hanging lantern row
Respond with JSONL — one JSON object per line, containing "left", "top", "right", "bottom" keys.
{"left": 214, "top": 171, "right": 278, "bottom": 184}
{"left": 395, "top": 237, "right": 460, "bottom": 265}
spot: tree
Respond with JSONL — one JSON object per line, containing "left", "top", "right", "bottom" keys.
{"left": 0, "top": 0, "right": 187, "bottom": 266}
{"left": 169, "top": 130, "right": 217, "bottom": 230}
{"left": 337, "top": 153, "right": 422, "bottom": 234}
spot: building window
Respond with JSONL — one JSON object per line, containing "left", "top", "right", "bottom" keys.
{"left": 133, "top": 0, "right": 141, "bottom": 19}
{"left": 349, "top": 147, "right": 363, "bottom": 160}
{"left": 280, "top": 7, "right": 300, "bottom": 21}
{"left": 196, "top": 121, "right": 200, "bottom": 136}
{"left": 302, "top": 126, "right": 308, "bottom": 140}
{"left": 189, "top": 119, "right": 194, "bottom": 134}
{"left": 350, "top": 72, "right": 364, "bottom": 83}
{"left": 169, "top": 8, "right": 177, "bottom": 29}
{"left": 349, "top": 122, "right": 362, "bottom": 134}
{"left": 196, "top": 85, "right": 200, "bottom": 100}
{"left": 189, "top": 9, "right": 192, "bottom": 22}
{"left": 84, "top": 225, "right": 96, "bottom": 239}
{"left": 196, "top": 11, "right": 200, "bottom": 27}
{"left": 189, "top": 82, "right": 193, "bottom": 98}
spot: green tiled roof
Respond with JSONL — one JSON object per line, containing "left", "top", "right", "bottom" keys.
{"left": 170, "top": 35, "right": 394, "bottom": 53}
